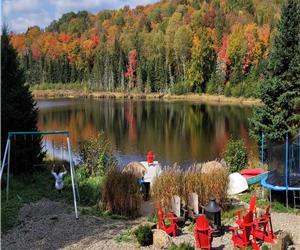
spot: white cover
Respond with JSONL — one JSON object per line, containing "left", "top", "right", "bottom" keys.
{"left": 227, "top": 172, "right": 249, "bottom": 195}
{"left": 140, "top": 161, "right": 162, "bottom": 185}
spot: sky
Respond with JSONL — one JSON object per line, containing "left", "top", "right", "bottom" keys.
{"left": 2, "top": 0, "right": 157, "bottom": 33}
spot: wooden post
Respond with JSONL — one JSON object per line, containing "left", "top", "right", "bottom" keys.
{"left": 188, "top": 192, "right": 199, "bottom": 215}
{"left": 171, "top": 195, "right": 181, "bottom": 217}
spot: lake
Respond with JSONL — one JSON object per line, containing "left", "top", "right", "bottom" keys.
{"left": 37, "top": 98, "right": 258, "bottom": 167}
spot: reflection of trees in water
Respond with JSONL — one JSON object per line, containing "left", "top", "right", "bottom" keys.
{"left": 38, "top": 99, "right": 256, "bottom": 164}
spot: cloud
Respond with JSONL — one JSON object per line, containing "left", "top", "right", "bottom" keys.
{"left": 3, "top": 0, "right": 40, "bottom": 16}
{"left": 8, "top": 11, "right": 52, "bottom": 33}
{"left": 2, "top": 0, "right": 158, "bottom": 33}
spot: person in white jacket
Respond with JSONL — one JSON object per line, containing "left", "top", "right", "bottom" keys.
{"left": 51, "top": 164, "right": 67, "bottom": 193}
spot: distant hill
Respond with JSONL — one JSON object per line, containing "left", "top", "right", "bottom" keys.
{"left": 10, "top": 0, "right": 284, "bottom": 96}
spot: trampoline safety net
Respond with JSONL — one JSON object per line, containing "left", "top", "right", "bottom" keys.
{"left": 265, "top": 134, "right": 300, "bottom": 189}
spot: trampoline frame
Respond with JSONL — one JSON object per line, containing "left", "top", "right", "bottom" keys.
{"left": 261, "top": 130, "right": 300, "bottom": 208}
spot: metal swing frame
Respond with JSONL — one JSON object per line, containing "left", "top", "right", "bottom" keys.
{"left": 0, "top": 131, "right": 79, "bottom": 219}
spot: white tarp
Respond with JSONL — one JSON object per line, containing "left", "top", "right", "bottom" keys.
{"left": 227, "top": 172, "right": 249, "bottom": 195}
{"left": 140, "top": 161, "right": 162, "bottom": 185}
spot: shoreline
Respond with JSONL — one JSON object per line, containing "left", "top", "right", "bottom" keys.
{"left": 32, "top": 89, "right": 261, "bottom": 106}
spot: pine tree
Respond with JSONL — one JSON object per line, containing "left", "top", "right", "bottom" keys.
{"left": 1, "top": 26, "right": 44, "bottom": 174}
{"left": 250, "top": 0, "right": 300, "bottom": 142}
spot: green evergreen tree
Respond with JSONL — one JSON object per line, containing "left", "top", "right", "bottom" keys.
{"left": 187, "top": 29, "right": 216, "bottom": 92}
{"left": 250, "top": 0, "right": 300, "bottom": 142}
{"left": 1, "top": 26, "right": 44, "bottom": 174}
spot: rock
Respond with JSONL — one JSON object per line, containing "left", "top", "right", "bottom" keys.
{"left": 122, "top": 162, "right": 147, "bottom": 178}
{"left": 153, "top": 229, "right": 173, "bottom": 249}
{"left": 196, "top": 161, "right": 227, "bottom": 174}
{"left": 271, "top": 231, "right": 293, "bottom": 250}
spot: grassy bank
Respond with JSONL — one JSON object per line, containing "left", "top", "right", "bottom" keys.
{"left": 1, "top": 170, "right": 104, "bottom": 233}
{"left": 30, "top": 84, "right": 261, "bottom": 106}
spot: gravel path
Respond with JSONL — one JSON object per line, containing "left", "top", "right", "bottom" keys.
{"left": 2, "top": 199, "right": 300, "bottom": 250}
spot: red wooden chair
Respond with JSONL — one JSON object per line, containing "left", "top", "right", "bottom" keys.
{"left": 252, "top": 205, "right": 276, "bottom": 243}
{"left": 236, "top": 193, "right": 257, "bottom": 227}
{"left": 157, "top": 205, "right": 178, "bottom": 238}
{"left": 193, "top": 214, "right": 214, "bottom": 250}
{"left": 230, "top": 211, "right": 259, "bottom": 250}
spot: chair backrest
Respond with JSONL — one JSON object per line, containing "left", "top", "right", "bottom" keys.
{"left": 249, "top": 194, "right": 256, "bottom": 213}
{"left": 195, "top": 214, "right": 210, "bottom": 231}
{"left": 195, "top": 215, "right": 211, "bottom": 247}
{"left": 157, "top": 205, "right": 166, "bottom": 229}
{"left": 242, "top": 211, "right": 254, "bottom": 242}
{"left": 265, "top": 205, "right": 270, "bottom": 216}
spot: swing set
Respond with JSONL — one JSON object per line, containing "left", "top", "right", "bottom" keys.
{"left": 0, "top": 131, "right": 79, "bottom": 219}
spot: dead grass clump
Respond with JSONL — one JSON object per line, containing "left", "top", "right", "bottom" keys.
{"left": 102, "top": 167, "right": 142, "bottom": 218}
{"left": 200, "top": 168, "right": 229, "bottom": 208}
{"left": 153, "top": 165, "right": 229, "bottom": 210}
{"left": 184, "top": 167, "right": 203, "bottom": 199}
{"left": 151, "top": 165, "right": 184, "bottom": 210}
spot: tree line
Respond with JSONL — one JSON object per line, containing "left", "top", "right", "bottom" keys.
{"left": 10, "top": 0, "right": 283, "bottom": 97}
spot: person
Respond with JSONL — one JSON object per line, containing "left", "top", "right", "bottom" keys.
{"left": 51, "top": 164, "right": 67, "bottom": 193}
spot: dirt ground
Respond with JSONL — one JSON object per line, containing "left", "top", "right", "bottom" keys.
{"left": 2, "top": 199, "right": 300, "bottom": 250}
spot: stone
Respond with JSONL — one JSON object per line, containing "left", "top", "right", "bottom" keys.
{"left": 188, "top": 192, "right": 199, "bottom": 215}
{"left": 271, "top": 231, "right": 293, "bottom": 250}
{"left": 153, "top": 229, "right": 173, "bottom": 249}
{"left": 122, "top": 162, "right": 147, "bottom": 178}
{"left": 171, "top": 195, "right": 181, "bottom": 218}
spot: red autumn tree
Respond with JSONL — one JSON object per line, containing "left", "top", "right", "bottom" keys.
{"left": 125, "top": 49, "right": 137, "bottom": 89}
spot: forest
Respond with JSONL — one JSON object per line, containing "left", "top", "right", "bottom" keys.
{"left": 10, "top": 0, "right": 284, "bottom": 97}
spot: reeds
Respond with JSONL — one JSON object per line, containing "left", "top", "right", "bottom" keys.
{"left": 101, "top": 166, "right": 142, "bottom": 218}
{"left": 151, "top": 165, "right": 184, "bottom": 209}
{"left": 152, "top": 163, "right": 229, "bottom": 210}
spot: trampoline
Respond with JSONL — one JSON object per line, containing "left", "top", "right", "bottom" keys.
{"left": 261, "top": 130, "right": 300, "bottom": 208}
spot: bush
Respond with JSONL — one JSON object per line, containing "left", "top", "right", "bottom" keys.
{"left": 102, "top": 167, "right": 142, "bottom": 218}
{"left": 79, "top": 132, "right": 117, "bottom": 176}
{"left": 134, "top": 224, "right": 153, "bottom": 246}
{"left": 151, "top": 166, "right": 184, "bottom": 209}
{"left": 152, "top": 165, "right": 229, "bottom": 210}
{"left": 171, "top": 82, "right": 191, "bottom": 95}
{"left": 168, "top": 242, "right": 194, "bottom": 250}
{"left": 206, "top": 71, "right": 225, "bottom": 95}
{"left": 224, "top": 138, "right": 248, "bottom": 173}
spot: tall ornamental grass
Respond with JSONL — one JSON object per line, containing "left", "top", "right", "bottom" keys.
{"left": 102, "top": 167, "right": 142, "bottom": 218}
{"left": 152, "top": 165, "right": 229, "bottom": 210}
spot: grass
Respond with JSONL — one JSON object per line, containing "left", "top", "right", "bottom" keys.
{"left": 1, "top": 166, "right": 105, "bottom": 233}
{"left": 1, "top": 172, "right": 73, "bottom": 232}
{"left": 237, "top": 191, "right": 299, "bottom": 214}
{"left": 152, "top": 165, "right": 229, "bottom": 210}
{"left": 114, "top": 230, "right": 134, "bottom": 243}
{"left": 30, "top": 82, "right": 88, "bottom": 91}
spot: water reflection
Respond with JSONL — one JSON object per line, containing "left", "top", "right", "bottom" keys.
{"left": 37, "top": 99, "right": 257, "bottom": 166}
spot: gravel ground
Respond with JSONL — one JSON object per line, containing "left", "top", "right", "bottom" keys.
{"left": 2, "top": 199, "right": 300, "bottom": 250}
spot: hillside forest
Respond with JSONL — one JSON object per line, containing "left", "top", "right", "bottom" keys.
{"left": 10, "top": 0, "right": 285, "bottom": 97}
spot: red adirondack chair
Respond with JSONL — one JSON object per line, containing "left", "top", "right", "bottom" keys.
{"left": 230, "top": 211, "right": 259, "bottom": 250}
{"left": 252, "top": 205, "right": 276, "bottom": 243}
{"left": 236, "top": 193, "right": 257, "bottom": 227}
{"left": 193, "top": 214, "right": 214, "bottom": 250}
{"left": 157, "top": 205, "right": 178, "bottom": 238}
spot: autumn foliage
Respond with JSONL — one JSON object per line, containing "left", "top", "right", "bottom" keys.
{"left": 9, "top": 0, "right": 280, "bottom": 95}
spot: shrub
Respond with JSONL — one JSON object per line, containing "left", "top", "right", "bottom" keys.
{"left": 168, "top": 242, "right": 194, "bottom": 250}
{"left": 79, "top": 132, "right": 117, "bottom": 176}
{"left": 184, "top": 166, "right": 229, "bottom": 208}
{"left": 134, "top": 224, "right": 153, "bottom": 246}
{"left": 200, "top": 169, "right": 229, "bottom": 207}
{"left": 102, "top": 167, "right": 142, "bottom": 218}
{"left": 224, "top": 138, "right": 248, "bottom": 173}
{"left": 171, "top": 82, "right": 191, "bottom": 95}
{"left": 152, "top": 166, "right": 184, "bottom": 209}
{"left": 152, "top": 165, "right": 229, "bottom": 210}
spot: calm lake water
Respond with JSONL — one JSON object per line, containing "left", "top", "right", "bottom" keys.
{"left": 37, "top": 98, "right": 257, "bottom": 167}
